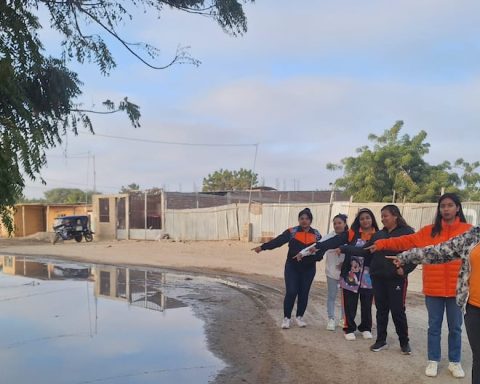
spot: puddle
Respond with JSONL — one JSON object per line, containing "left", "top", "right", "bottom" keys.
{"left": 0, "top": 256, "right": 226, "bottom": 384}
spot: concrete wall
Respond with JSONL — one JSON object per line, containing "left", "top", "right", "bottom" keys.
{"left": 92, "top": 194, "right": 129, "bottom": 240}
{"left": 46, "top": 205, "right": 91, "bottom": 232}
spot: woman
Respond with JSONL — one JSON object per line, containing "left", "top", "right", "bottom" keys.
{"left": 321, "top": 213, "right": 348, "bottom": 331}
{"left": 369, "top": 193, "right": 471, "bottom": 378}
{"left": 341, "top": 205, "right": 416, "bottom": 354}
{"left": 387, "top": 226, "right": 480, "bottom": 384}
{"left": 252, "top": 208, "right": 321, "bottom": 329}
{"left": 297, "top": 208, "right": 379, "bottom": 341}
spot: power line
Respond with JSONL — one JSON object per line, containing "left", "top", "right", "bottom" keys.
{"left": 79, "top": 132, "right": 257, "bottom": 147}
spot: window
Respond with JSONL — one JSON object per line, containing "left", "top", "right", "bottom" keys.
{"left": 99, "top": 198, "right": 110, "bottom": 223}
{"left": 99, "top": 271, "right": 111, "bottom": 296}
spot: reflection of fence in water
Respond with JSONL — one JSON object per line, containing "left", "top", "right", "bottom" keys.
{"left": 107, "top": 269, "right": 186, "bottom": 312}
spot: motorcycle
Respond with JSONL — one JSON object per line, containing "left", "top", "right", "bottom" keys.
{"left": 52, "top": 215, "right": 94, "bottom": 244}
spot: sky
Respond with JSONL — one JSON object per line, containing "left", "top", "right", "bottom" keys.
{"left": 23, "top": 0, "right": 480, "bottom": 198}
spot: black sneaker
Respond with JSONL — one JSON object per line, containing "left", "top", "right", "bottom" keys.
{"left": 370, "top": 340, "right": 388, "bottom": 352}
{"left": 400, "top": 343, "right": 411, "bottom": 355}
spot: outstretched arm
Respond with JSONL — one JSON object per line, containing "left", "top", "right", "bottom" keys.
{"left": 252, "top": 229, "right": 290, "bottom": 253}
{"left": 393, "top": 227, "right": 480, "bottom": 265}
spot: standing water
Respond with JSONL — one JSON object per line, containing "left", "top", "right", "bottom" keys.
{"left": 0, "top": 256, "right": 225, "bottom": 383}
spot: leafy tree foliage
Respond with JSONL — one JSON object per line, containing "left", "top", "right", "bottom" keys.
{"left": 327, "top": 121, "right": 462, "bottom": 202}
{"left": 202, "top": 168, "right": 258, "bottom": 191}
{"left": 0, "top": 0, "right": 253, "bottom": 233}
{"left": 455, "top": 159, "right": 480, "bottom": 200}
{"left": 119, "top": 183, "right": 141, "bottom": 194}
{"left": 43, "top": 188, "right": 95, "bottom": 204}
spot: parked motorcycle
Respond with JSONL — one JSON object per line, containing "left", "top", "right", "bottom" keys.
{"left": 52, "top": 215, "right": 94, "bottom": 244}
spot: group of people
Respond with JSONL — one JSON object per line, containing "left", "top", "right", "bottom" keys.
{"left": 252, "top": 193, "right": 479, "bottom": 383}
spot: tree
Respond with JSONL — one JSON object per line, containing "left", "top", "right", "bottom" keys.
{"left": 44, "top": 188, "right": 96, "bottom": 204}
{"left": 327, "top": 121, "right": 461, "bottom": 202}
{"left": 455, "top": 159, "right": 480, "bottom": 200}
{"left": 202, "top": 168, "right": 258, "bottom": 192}
{"left": 119, "top": 183, "right": 141, "bottom": 194}
{"left": 0, "top": 1, "right": 253, "bottom": 233}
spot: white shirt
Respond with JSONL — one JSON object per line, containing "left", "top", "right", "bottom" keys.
{"left": 321, "top": 232, "right": 346, "bottom": 280}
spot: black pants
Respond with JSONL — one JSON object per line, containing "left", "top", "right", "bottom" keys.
{"left": 465, "top": 303, "right": 480, "bottom": 384}
{"left": 284, "top": 262, "right": 316, "bottom": 318}
{"left": 342, "top": 288, "right": 373, "bottom": 334}
{"left": 372, "top": 276, "right": 409, "bottom": 346}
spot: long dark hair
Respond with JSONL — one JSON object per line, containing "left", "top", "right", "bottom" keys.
{"left": 431, "top": 193, "right": 467, "bottom": 237}
{"left": 381, "top": 204, "right": 409, "bottom": 229}
{"left": 350, "top": 208, "right": 379, "bottom": 233}
{"left": 298, "top": 207, "right": 313, "bottom": 221}
{"left": 333, "top": 213, "right": 349, "bottom": 232}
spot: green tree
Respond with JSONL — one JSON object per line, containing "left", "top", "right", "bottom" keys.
{"left": 455, "top": 159, "right": 480, "bottom": 200}
{"left": 327, "top": 121, "right": 461, "bottom": 202}
{"left": 0, "top": 1, "right": 253, "bottom": 233}
{"left": 44, "top": 188, "right": 96, "bottom": 204}
{"left": 119, "top": 183, "right": 141, "bottom": 194}
{"left": 202, "top": 168, "right": 258, "bottom": 192}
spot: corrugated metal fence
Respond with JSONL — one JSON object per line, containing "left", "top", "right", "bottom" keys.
{"left": 164, "top": 202, "right": 480, "bottom": 242}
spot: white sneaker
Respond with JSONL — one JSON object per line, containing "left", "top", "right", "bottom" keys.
{"left": 296, "top": 316, "right": 307, "bottom": 328}
{"left": 338, "top": 319, "right": 345, "bottom": 328}
{"left": 344, "top": 332, "right": 356, "bottom": 341}
{"left": 281, "top": 317, "right": 290, "bottom": 329}
{"left": 425, "top": 361, "right": 438, "bottom": 377}
{"left": 448, "top": 362, "right": 465, "bottom": 378}
{"left": 362, "top": 331, "right": 373, "bottom": 339}
{"left": 326, "top": 318, "right": 336, "bottom": 331}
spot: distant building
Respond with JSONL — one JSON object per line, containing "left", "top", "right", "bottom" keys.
{"left": 0, "top": 203, "right": 92, "bottom": 238}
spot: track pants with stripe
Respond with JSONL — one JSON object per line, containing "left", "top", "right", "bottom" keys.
{"left": 342, "top": 288, "right": 373, "bottom": 334}
{"left": 372, "top": 276, "right": 409, "bottom": 346}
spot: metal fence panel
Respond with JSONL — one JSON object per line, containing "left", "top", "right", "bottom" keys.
{"left": 163, "top": 201, "right": 480, "bottom": 241}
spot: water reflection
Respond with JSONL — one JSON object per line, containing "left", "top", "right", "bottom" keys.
{"left": 0, "top": 256, "right": 224, "bottom": 384}
{"left": 93, "top": 266, "right": 185, "bottom": 312}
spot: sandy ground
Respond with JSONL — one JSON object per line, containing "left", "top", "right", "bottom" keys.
{"left": 0, "top": 237, "right": 473, "bottom": 383}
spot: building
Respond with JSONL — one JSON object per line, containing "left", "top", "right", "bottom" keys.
{"left": 0, "top": 203, "right": 92, "bottom": 238}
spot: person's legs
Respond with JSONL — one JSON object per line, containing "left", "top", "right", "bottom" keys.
{"left": 284, "top": 262, "right": 300, "bottom": 319}
{"left": 338, "top": 283, "right": 344, "bottom": 320}
{"left": 389, "top": 278, "right": 409, "bottom": 347}
{"left": 358, "top": 289, "right": 373, "bottom": 333}
{"left": 425, "top": 296, "right": 445, "bottom": 362}
{"left": 296, "top": 265, "right": 316, "bottom": 317}
{"left": 326, "top": 276, "right": 339, "bottom": 319}
{"left": 465, "top": 304, "right": 480, "bottom": 384}
{"left": 372, "top": 277, "right": 389, "bottom": 343}
{"left": 445, "top": 297, "right": 463, "bottom": 363}
{"left": 342, "top": 289, "right": 359, "bottom": 334}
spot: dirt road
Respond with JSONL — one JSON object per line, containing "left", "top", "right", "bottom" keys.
{"left": 0, "top": 237, "right": 472, "bottom": 383}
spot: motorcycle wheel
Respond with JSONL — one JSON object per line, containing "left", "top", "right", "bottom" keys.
{"left": 52, "top": 233, "right": 60, "bottom": 245}
{"left": 84, "top": 233, "right": 93, "bottom": 242}
{"left": 74, "top": 234, "right": 83, "bottom": 242}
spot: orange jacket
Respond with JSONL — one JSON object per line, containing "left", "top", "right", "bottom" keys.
{"left": 375, "top": 218, "right": 472, "bottom": 297}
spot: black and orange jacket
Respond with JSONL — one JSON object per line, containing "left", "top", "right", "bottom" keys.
{"left": 261, "top": 226, "right": 322, "bottom": 265}
{"left": 307, "top": 228, "right": 375, "bottom": 278}
{"left": 340, "top": 225, "right": 417, "bottom": 279}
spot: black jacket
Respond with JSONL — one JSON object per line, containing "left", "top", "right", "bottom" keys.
{"left": 340, "top": 225, "right": 417, "bottom": 279}
{"left": 260, "top": 226, "right": 321, "bottom": 266}
{"left": 306, "top": 229, "right": 372, "bottom": 280}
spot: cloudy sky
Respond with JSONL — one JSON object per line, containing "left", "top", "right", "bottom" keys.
{"left": 24, "top": 0, "right": 480, "bottom": 198}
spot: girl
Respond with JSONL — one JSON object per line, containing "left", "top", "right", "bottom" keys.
{"left": 370, "top": 193, "right": 471, "bottom": 378}
{"left": 296, "top": 208, "right": 379, "bottom": 341}
{"left": 322, "top": 213, "right": 348, "bottom": 331}
{"left": 341, "top": 205, "right": 416, "bottom": 354}
{"left": 388, "top": 226, "right": 480, "bottom": 384}
{"left": 252, "top": 208, "right": 321, "bottom": 329}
